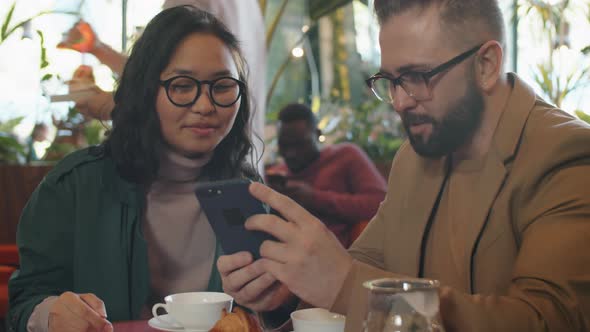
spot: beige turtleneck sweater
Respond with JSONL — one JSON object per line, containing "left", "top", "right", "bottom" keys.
{"left": 142, "top": 149, "right": 217, "bottom": 315}
{"left": 27, "top": 149, "right": 217, "bottom": 331}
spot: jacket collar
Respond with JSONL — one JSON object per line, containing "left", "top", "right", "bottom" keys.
{"left": 100, "top": 157, "right": 141, "bottom": 207}
{"left": 492, "top": 73, "right": 537, "bottom": 163}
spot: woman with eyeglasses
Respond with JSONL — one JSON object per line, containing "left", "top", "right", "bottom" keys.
{"left": 8, "top": 6, "right": 258, "bottom": 332}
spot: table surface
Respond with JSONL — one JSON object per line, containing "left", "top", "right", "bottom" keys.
{"left": 112, "top": 315, "right": 280, "bottom": 332}
{"left": 113, "top": 320, "right": 158, "bottom": 332}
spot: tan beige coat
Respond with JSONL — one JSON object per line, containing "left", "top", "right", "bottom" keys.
{"left": 330, "top": 74, "right": 590, "bottom": 332}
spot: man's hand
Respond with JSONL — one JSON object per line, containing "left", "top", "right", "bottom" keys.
{"left": 48, "top": 292, "right": 112, "bottom": 332}
{"left": 217, "top": 252, "right": 292, "bottom": 312}
{"left": 246, "top": 182, "right": 353, "bottom": 309}
{"left": 281, "top": 180, "right": 314, "bottom": 207}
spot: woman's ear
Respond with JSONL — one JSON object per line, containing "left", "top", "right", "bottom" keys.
{"left": 475, "top": 40, "right": 504, "bottom": 93}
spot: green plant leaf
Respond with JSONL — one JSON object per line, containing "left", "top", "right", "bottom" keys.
{"left": 533, "top": 62, "right": 556, "bottom": 104}
{"left": 0, "top": 135, "right": 23, "bottom": 150}
{"left": 41, "top": 73, "right": 53, "bottom": 82}
{"left": 0, "top": 116, "right": 24, "bottom": 132}
{"left": 1, "top": 1, "right": 16, "bottom": 42}
{"left": 3, "top": 10, "right": 77, "bottom": 45}
{"left": 266, "top": 0, "right": 288, "bottom": 50}
{"left": 582, "top": 45, "right": 590, "bottom": 55}
{"left": 328, "top": 97, "right": 404, "bottom": 162}
{"left": 36, "top": 30, "right": 49, "bottom": 69}
{"left": 43, "top": 142, "right": 77, "bottom": 161}
{"left": 83, "top": 120, "right": 106, "bottom": 146}
{"left": 259, "top": 0, "right": 267, "bottom": 16}
{"left": 309, "top": 0, "right": 350, "bottom": 21}
{"left": 0, "top": 133, "right": 25, "bottom": 163}
{"left": 575, "top": 111, "right": 590, "bottom": 124}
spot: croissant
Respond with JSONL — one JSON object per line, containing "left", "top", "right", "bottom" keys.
{"left": 209, "top": 307, "right": 262, "bottom": 332}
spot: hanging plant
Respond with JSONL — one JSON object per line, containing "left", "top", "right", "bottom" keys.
{"left": 519, "top": 0, "right": 590, "bottom": 108}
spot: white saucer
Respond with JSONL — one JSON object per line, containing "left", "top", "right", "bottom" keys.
{"left": 147, "top": 314, "right": 207, "bottom": 332}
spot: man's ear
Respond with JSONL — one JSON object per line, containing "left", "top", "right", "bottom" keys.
{"left": 475, "top": 40, "right": 504, "bottom": 93}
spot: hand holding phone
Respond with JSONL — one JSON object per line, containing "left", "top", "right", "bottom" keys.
{"left": 195, "top": 179, "right": 276, "bottom": 259}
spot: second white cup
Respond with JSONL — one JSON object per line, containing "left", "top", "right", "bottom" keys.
{"left": 151, "top": 292, "right": 233, "bottom": 331}
{"left": 291, "top": 308, "right": 345, "bottom": 332}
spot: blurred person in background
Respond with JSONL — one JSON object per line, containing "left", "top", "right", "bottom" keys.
{"left": 266, "top": 103, "right": 387, "bottom": 247}
{"left": 25, "top": 123, "right": 49, "bottom": 162}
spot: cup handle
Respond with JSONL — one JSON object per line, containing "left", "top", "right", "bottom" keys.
{"left": 151, "top": 303, "right": 169, "bottom": 325}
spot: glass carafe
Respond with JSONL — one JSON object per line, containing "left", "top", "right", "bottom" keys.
{"left": 363, "top": 278, "right": 445, "bottom": 332}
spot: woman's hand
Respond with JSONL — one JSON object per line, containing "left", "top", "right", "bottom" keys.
{"left": 217, "top": 252, "right": 292, "bottom": 312}
{"left": 48, "top": 292, "right": 113, "bottom": 332}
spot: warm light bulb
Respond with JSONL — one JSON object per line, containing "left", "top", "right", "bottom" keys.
{"left": 291, "top": 47, "right": 304, "bottom": 58}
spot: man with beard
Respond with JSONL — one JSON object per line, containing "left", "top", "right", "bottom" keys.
{"left": 217, "top": 1, "right": 590, "bottom": 331}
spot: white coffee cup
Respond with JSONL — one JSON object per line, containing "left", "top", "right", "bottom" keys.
{"left": 151, "top": 292, "right": 233, "bottom": 330}
{"left": 291, "top": 308, "right": 345, "bottom": 332}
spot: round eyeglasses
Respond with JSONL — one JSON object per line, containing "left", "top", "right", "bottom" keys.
{"left": 366, "top": 44, "right": 483, "bottom": 104}
{"left": 159, "top": 75, "right": 245, "bottom": 108}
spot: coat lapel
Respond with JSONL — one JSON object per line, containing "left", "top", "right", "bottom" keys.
{"left": 100, "top": 158, "right": 150, "bottom": 318}
{"left": 461, "top": 73, "right": 537, "bottom": 292}
{"left": 101, "top": 158, "right": 139, "bottom": 207}
{"left": 460, "top": 151, "right": 507, "bottom": 292}
{"left": 400, "top": 155, "right": 449, "bottom": 276}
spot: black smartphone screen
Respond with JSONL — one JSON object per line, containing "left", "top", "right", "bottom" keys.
{"left": 195, "top": 179, "right": 276, "bottom": 259}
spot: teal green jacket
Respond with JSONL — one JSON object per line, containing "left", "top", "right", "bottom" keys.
{"left": 7, "top": 148, "right": 222, "bottom": 332}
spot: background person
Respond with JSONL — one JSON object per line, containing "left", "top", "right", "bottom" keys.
{"left": 266, "top": 103, "right": 386, "bottom": 247}
{"left": 25, "top": 123, "right": 49, "bottom": 162}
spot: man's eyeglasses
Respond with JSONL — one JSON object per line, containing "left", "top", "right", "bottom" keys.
{"left": 159, "top": 75, "right": 245, "bottom": 108}
{"left": 366, "top": 44, "right": 483, "bottom": 104}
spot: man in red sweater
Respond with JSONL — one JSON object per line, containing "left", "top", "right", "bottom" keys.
{"left": 266, "top": 103, "right": 387, "bottom": 247}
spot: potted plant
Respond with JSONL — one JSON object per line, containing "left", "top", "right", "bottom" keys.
{"left": 319, "top": 97, "right": 404, "bottom": 179}
{"left": 0, "top": 1, "right": 78, "bottom": 243}
{"left": 518, "top": 0, "right": 590, "bottom": 112}
{"left": 0, "top": 117, "right": 25, "bottom": 164}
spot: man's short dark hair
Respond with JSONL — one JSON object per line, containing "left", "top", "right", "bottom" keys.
{"left": 278, "top": 103, "right": 318, "bottom": 128}
{"left": 374, "top": 0, "right": 505, "bottom": 47}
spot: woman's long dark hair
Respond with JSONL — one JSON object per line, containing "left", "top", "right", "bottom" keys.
{"left": 103, "top": 6, "right": 258, "bottom": 184}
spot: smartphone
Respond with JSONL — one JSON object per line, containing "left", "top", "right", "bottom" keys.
{"left": 195, "top": 179, "right": 275, "bottom": 259}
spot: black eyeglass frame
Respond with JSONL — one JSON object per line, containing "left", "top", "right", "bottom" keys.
{"left": 159, "top": 75, "right": 246, "bottom": 108}
{"left": 366, "top": 43, "right": 484, "bottom": 102}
